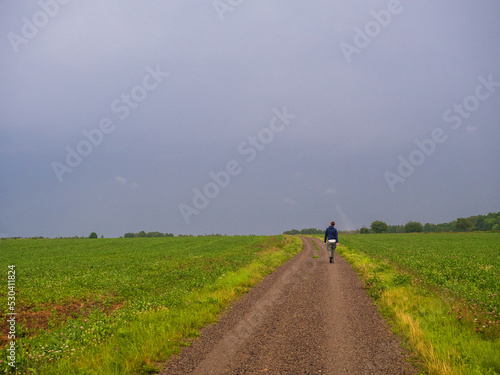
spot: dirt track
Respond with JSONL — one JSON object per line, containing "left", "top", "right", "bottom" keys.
{"left": 160, "top": 237, "right": 420, "bottom": 374}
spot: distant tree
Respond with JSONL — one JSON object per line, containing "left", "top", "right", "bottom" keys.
{"left": 387, "top": 225, "right": 399, "bottom": 233}
{"left": 300, "top": 228, "right": 323, "bottom": 235}
{"left": 147, "top": 231, "right": 163, "bottom": 237}
{"left": 449, "top": 220, "right": 458, "bottom": 232}
{"left": 423, "top": 223, "right": 436, "bottom": 232}
{"left": 435, "top": 222, "right": 451, "bottom": 232}
{"left": 484, "top": 217, "right": 497, "bottom": 231}
{"left": 89, "top": 232, "right": 98, "bottom": 239}
{"left": 136, "top": 231, "right": 147, "bottom": 238}
{"left": 404, "top": 221, "right": 423, "bottom": 233}
{"left": 473, "top": 215, "right": 486, "bottom": 231}
{"left": 370, "top": 221, "right": 388, "bottom": 233}
{"left": 456, "top": 218, "right": 474, "bottom": 232}
{"left": 124, "top": 232, "right": 135, "bottom": 238}
{"left": 359, "top": 227, "right": 370, "bottom": 234}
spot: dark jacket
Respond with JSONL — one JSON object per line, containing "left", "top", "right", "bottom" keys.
{"left": 324, "top": 226, "right": 338, "bottom": 243}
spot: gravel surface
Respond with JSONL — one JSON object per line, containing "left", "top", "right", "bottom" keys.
{"left": 160, "top": 237, "right": 420, "bottom": 374}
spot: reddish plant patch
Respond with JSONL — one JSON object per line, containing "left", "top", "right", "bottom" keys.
{"left": 0, "top": 297, "right": 125, "bottom": 347}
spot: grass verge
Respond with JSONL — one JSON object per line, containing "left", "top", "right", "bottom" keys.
{"left": 334, "top": 243, "right": 500, "bottom": 375}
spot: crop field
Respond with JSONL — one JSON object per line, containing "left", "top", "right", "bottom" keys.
{"left": 0, "top": 235, "right": 302, "bottom": 374}
{"left": 340, "top": 233, "right": 499, "bottom": 318}
{"left": 335, "top": 232, "right": 500, "bottom": 374}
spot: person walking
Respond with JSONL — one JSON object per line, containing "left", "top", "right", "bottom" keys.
{"left": 324, "top": 221, "right": 339, "bottom": 263}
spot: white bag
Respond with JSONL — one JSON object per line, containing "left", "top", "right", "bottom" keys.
{"left": 328, "top": 239, "right": 336, "bottom": 243}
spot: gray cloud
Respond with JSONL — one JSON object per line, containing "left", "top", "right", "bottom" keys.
{"left": 1, "top": 0, "right": 499, "bottom": 237}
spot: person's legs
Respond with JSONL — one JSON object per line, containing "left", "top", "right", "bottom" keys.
{"left": 327, "top": 243, "right": 335, "bottom": 263}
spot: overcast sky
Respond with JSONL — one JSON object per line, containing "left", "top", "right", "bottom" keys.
{"left": 1, "top": 0, "right": 499, "bottom": 237}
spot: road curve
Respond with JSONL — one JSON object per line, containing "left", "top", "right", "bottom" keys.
{"left": 160, "top": 237, "right": 419, "bottom": 374}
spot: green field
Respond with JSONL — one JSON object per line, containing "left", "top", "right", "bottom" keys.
{"left": 341, "top": 233, "right": 499, "bottom": 315}
{"left": 334, "top": 232, "right": 500, "bottom": 375}
{"left": 0, "top": 235, "right": 302, "bottom": 374}
{"left": 3, "top": 233, "right": 499, "bottom": 374}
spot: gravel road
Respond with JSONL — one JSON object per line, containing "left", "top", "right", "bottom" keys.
{"left": 160, "top": 237, "right": 420, "bottom": 374}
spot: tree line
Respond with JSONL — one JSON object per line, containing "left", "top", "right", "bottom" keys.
{"left": 282, "top": 211, "right": 500, "bottom": 235}
{"left": 123, "top": 231, "right": 175, "bottom": 238}
{"left": 364, "top": 211, "right": 500, "bottom": 233}
{"left": 282, "top": 228, "right": 324, "bottom": 235}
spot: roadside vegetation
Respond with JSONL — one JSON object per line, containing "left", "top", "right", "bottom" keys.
{"left": 0, "top": 235, "right": 302, "bottom": 374}
{"left": 329, "top": 232, "right": 500, "bottom": 375}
